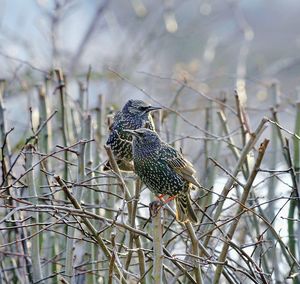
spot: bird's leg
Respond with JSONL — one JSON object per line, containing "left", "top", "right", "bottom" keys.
{"left": 162, "top": 195, "right": 176, "bottom": 204}
{"left": 156, "top": 194, "right": 176, "bottom": 204}
{"left": 157, "top": 194, "right": 165, "bottom": 200}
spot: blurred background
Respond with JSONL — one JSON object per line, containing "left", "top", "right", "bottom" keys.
{"left": 1, "top": 0, "right": 300, "bottom": 283}
{"left": 1, "top": 0, "right": 300, "bottom": 165}
{"left": 2, "top": 0, "right": 300, "bottom": 100}
{"left": 1, "top": 0, "right": 300, "bottom": 150}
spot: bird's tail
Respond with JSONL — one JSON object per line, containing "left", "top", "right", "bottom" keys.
{"left": 175, "top": 190, "right": 198, "bottom": 224}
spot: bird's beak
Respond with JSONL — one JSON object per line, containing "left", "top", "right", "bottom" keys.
{"left": 146, "top": 105, "right": 161, "bottom": 112}
{"left": 123, "top": 129, "right": 139, "bottom": 137}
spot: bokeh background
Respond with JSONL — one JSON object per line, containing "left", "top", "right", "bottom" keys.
{"left": 2, "top": 0, "right": 300, "bottom": 152}
{"left": 2, "top": 0, "right": 300, "bottom": 167}
{"left": 2, "top": 0, "right": 300, "bottom": 100}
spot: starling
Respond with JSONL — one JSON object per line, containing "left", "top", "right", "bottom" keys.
{"left": 104, "top": 100, "right": 161, "bottom": 171}
{"left": 125, "top": 128, "right": 200, "bottom": 224}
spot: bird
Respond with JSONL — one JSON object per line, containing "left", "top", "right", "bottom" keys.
{"left": 124, "top": 128, "right": 200, "bottom": 224}
{"left": 104, "top": 100, "right": 161, "bottom": 171}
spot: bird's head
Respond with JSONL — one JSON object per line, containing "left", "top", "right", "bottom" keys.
{"left": 122, "top": 100, "right": 161, "bottom": 116}
{"left": 123, "top": 128, "right": 161, "bottom": 151}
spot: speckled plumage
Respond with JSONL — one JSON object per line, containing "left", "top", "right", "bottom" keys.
{"left": 105, "top": 100, "right": 160, "bottom": 170}
{"left": 128, "top": 128, "right": 200, "bottom": 224}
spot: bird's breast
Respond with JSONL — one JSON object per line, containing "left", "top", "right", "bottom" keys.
{"left": 134, "top": 157, "right": 186, "bottom": 196}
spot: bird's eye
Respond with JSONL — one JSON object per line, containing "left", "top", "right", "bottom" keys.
{"left": 139, "top": 106, "right": 148, "bottom": 111}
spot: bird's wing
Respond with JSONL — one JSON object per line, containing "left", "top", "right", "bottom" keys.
{"left": 109, "top": 111, "right": 122, "bottom": 130}
{"left": 106, "top": 111, "right": 132, "bottom": 146}
{"left": 160, "top": 143, "right": 201, "bottom": 188}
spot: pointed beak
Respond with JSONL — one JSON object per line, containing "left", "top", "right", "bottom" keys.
{"left": 146, "top": 105, "right": 161, "bottom": 112}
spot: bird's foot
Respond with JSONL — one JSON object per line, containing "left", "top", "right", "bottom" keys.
{"left": 149, "top": 200, "right": 164, "bottom": 218}
{"left": 156, "top": 194, "right": 176, "bottom": 204}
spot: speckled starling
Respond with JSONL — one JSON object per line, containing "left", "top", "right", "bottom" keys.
{"left": 125, "top": 128, "right": 200, "bottom": 224}
{"left": 105, "top": 100, "right": 161, "bottom": 171}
